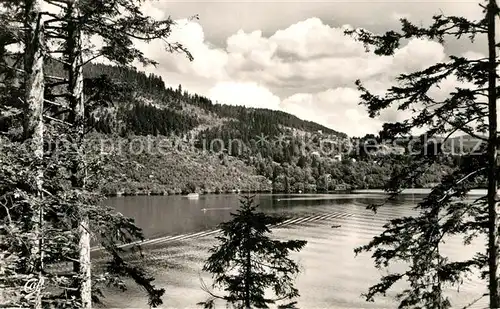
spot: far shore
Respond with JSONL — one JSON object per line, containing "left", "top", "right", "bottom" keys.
{"left": 104, "top": 187, "right": 488, "bottom": 198}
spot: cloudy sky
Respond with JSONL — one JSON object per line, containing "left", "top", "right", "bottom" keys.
{"left": 134, "top": 0, "right": 488, "bottom": 137}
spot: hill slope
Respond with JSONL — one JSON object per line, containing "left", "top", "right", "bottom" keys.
{"left": 67, "top": 63, "right": 348, "bottom": 195}
{"left": 36, "top": 62, "right": 462, "bottom": 194}
{"left": 97, "top": 135, "right": 271, "bottom": 195}
{"left": 74, "top": 63, "right": 346, "bottom": 139}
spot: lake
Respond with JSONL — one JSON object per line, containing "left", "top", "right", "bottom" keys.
{"left": 98, "top": 192, "right": 488, "bottom": 308}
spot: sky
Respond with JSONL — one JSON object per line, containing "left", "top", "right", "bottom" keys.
{"left": 132, "top": 0, "right": 490, "bottom": 137}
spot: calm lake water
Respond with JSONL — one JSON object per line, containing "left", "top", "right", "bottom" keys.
{"left": 99, "top": 192, "right": 488, "bottom": 309}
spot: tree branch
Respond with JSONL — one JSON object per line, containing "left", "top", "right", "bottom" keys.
{"left": 43, "top": 115, "right": 71, "bottom": 126}
{"left": 81, "top": 52, "right": 104, "bottom": 67}
{"left": 44, "top": 99, "right": 69, "bottom": 109}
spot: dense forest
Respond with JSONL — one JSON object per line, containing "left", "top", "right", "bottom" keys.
{"left": 3, "top": 1, "right": 498, "bottom": 308}
{"left": 25, "top": 61, "right": 479, "bottom": 195}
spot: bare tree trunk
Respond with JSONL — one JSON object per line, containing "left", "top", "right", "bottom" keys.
{"left": 23, "top": 0, "right": 45, "bottom": 307}
{"left": 66, "top": 0, "right": 91, "bottom": 307}
{"left": 77, "top": 215, "right": 91, "bottom": 308}
{"left": 487, "top": 0, "right": 499, "bottom": 307}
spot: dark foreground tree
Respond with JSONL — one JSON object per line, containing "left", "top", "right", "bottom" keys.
{"left": 0, "top": 0, "right": 194, "bottom": 307}
{"left": 199, "top": 196, "right": 306, "bottom": 309}
{"left": 0, "top": 0, "right": 46, "bottom": 307}
{"left": 38, "top": 0, "right": 194, "bottom": 307}
{"left": 345, "top": 0, "right": 498, "bottom": 308}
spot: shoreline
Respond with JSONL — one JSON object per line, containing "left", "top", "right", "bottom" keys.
{"left": 105, "top": 189, "right": 351, "bottom": 197}
{"left": 104, "top": 187, "right": 488, "bottom": 198}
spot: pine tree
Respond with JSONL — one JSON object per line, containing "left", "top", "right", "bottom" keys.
{"left": 61, "top": 1, "right": 93, "bottom": 306}
{"left": 38, "top": 0, "right": 193, "bottom": 306}
{"left": 199, "top": 196, "right": 306, "bottom": 309}
{"left": 23, "top": 1, "right": 45, "bottom": 307}
{"left": 0, "top": 1, "right": 46, "bottom": 307}
{"left": 345, "top": 0, "right": 499, "bottom": 307}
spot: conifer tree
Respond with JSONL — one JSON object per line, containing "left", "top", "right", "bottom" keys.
{"left": 23, "top": 1, "right": 46, "bottom": 307}
{"left": 61, "top": 0, "right": 92, "bottom": 306}
{"left": 0, "top": 1, "right": 46, "bottom": 307}
{"left": 1, "top": 0, "right": 193, "bottom": 307}
{"left": 199, "top": 196, "right": 306, "bottom": 309}
{"left": 345, "top": 0, "right": 499, "bottom": 307}
{"left": 38, "top": 0, "right": 193, "bottom": 307}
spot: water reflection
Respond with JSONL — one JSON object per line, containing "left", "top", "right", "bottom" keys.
{"left": 101, "top": 193, "right": 487, "bottom": 309}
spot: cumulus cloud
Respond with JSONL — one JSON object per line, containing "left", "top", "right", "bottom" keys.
{"left": 226, "top": 30, "right": 277, "bottom": 66}
{"left": 280, "top": 86, "right": 417, "bottom": 137}
{"left": 280, "top": 88, "right": 376, "bottom": 137}
{"left": 153, "top": 19, "right": 229, "bottom": 80}
{"left": 164, "top": 17, "right": 447, "bottom": 95}
{"left": 209, "top": 82, "right": 281, "bottom": 110}
{"left": 269, "top": 18, "right": 366, "bottom": 59}
{"left": 126, "top": 18, "right": 228, "bottom": 82}
{"left": 391, "top": 39, "right": 446, "bottom": 72}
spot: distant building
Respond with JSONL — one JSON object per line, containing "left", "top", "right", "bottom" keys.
{"left": 393, "top": 146, "right": 406, "bottom": 155}
{"left": 311, "top": 151, "right": 320, "bottom": 157}
{"left": 373, "top": 144, "right": 405, "bottom": 156}
{"left": 333, "top": 154, "right": 342, "bottom": 162}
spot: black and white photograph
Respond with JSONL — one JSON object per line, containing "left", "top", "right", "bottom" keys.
{"left": 0, "top": 0, "right": 498, "bottom": 308}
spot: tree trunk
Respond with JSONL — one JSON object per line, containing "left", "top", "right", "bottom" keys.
{"left": 77, "top": 215, "right": 91, "bottom": 308}
{"left": 23, "top": 0, "right": 45, "bottom": 307}
{"left": 487, "top": 0, "right": 499, "bottom": 307}
{"left": 434, "top": 217, "right": 443, "bottom": 309}
{"left": 245, "top": 226, "right": 251, "bottom": 309}
{"left": 66, "top": 1, "right": 91, "bottom": 307}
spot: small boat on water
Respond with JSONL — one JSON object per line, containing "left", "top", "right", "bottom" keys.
{"left": 331, "top": 224, "right": 341, "bottom": 228}
{"left": 201, "top": 207, "right": 231, "bottom": 212}
{"left": 185, "top": 193, "right": 200, "bottom": 199}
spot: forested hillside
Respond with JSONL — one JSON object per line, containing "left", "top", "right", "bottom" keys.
{"left": 29, "top": 62, "right": 478, "bottom": 194}
{"left": 71, "top": 62, "right": 344, "bottom": 139}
